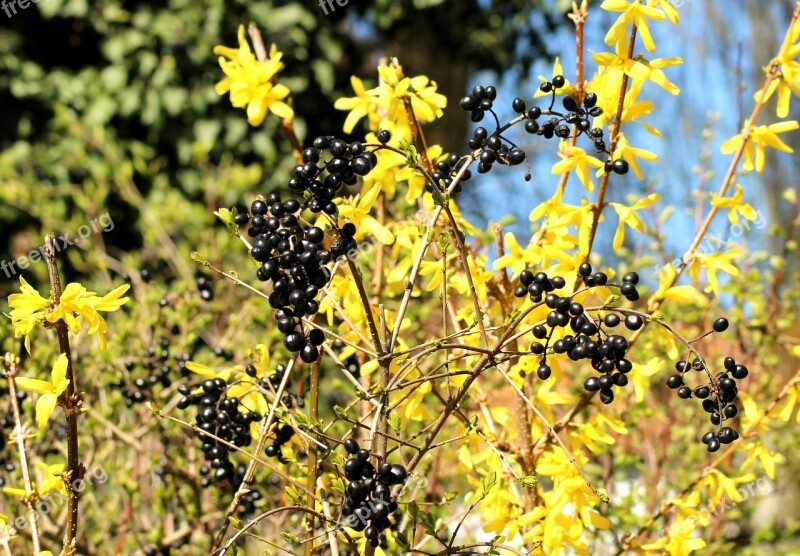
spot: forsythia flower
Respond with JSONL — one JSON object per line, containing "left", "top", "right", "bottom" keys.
{"left": 760, "top": 13, "right": 800, "bottom": 117}
{"left": 337, "top": 183, "right": 395, "bottom": 245}
{"left": 335, "top": 62, "right": 446, "bottom": 141}
{"left": 720, "top": 120, "right": 800, "bottom": 173}
{"left": 214, "top": 24, "right": 294, "bottom": 126}
{"left": 710, "top": 184, "right": 758, "bottom": 224}
{"left": 591, "top": 42, "right": 682, "bottom": 95}
{"left": 16, "top": 354, "right": 70, "bottom": 428}
{"left": 7, "top": 277, "right": 130, "bottom": 352}
{"left": 551, "top": 140, "right": 604, "bottom": 192}
{"left": 601, "top": 0, "right": 666, "bottom": 52}
{"left": 607, "top": 193, "right": 660, "bottom": 250}
{"left": 641, "top": 523, "right": 706, "bottom": 555}
{"left": 36, "top": 461, "right": 68, "bottom": 496}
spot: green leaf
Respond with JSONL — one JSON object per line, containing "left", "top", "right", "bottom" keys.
{"left": 408, "top": 500, "right": 419, "bottom": 521}
{"left": 481, "top": 472, "right": 497, "bottom": 495}
{"left": 294, "top": 412, "right": 310, "bottom": 430}
{"left": 190, "top": 251, "right": 207, "bottom": 264}
{"left": 329, "top": 450, "right": 345, "bottom": 468}
{"left": 281, "top": 532, "right": 301, "bottom": 546}
{"left": 333, "top": 405, "right": 347, "bottom": 419}
{"left": 330, "top": 477, "right": 345, "bottom": 496}
{"left": 387, "top": 411, "right": 401, "bottom": 433}
{"left": 519, "top": 475, "right": 538, "bottom": 488}
{"left": 419, "top": 511, "right": 437, "bottom": 536}
{"left": 396, "top": 530, "right": 409, "bottom": 548}
{"left": 228, "top": 515, "right": 243, "bottom": 529}
{"left": 286, "top": 484, "right": 303, "bottom": 505}
{"left": 215, "top": 208, "right": 233, "bottom": 225}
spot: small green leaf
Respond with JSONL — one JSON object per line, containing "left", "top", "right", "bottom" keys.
{"left": 216, "top": 208, "right": 233, "bottom": 225}
{"left": 228, "top": 515, "right": 243, "bottom": 529}
{"left": 329, "top": 450, "right": 345, "bottom": 468}
{"left": 333, "top": 405, "right": 347, "bottom": 419}
{"left": 419, "top": 511, "right": 437, "bottom": 536}
{"left": 482, "top": 471, "right": 497, "bottom": 495}
{"left": 409, "top": 500, "right": 419, "bottom": 520}
{"left": 286, "top": 484, "right": 303, "bottom": 505}
{"left": 330, "top": 477, "right": 345, "bottom": 496}
{"left": 396, "top": 530, "right": 409, "bottom": 548}
{"left": 387, "top": 411, "right": 401, "bottom": 433}
{"left": 294, "top": 412, "right": 310, "bottom": 430}
{"left": 190, "top": 251, "right": 207, "bottom": 264}
{"left": 281, "top": 532, "right": 301, "bottom": 546}
{"left": 519, "top": 475, "right": 538, "bottom": 488}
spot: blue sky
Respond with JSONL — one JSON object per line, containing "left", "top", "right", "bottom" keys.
{"left": 458, "top": 0, "right": 797, "bottom": 285}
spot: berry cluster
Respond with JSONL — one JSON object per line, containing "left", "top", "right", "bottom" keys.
{"left": 516, "top": 266, "right": 638, "bottom": 404}
{"left": 459, "top": 85, "right": 498, "bottom": 123}
{"left": 251, "top": 362, "right": 305, "bottom": 410}
{"left": 579, "top": 262, "right": 641, "bottom": 301}
{"left": 459, "top": 77, "right": 631, "bottom": 182}
{"left": 341, "top": 438, "right": 405, "bottom": 548}
{"left": 665, "top": 328, "right": 747, "bottom": 452}
{"left": 176, "top": 378, "right": 263, "bottom": 485}
{"left": 233, "top": 135, "right": 388, "bottom": 366}
{"left": 112, "top": 336, "right": 186, "bottom": 407}
{"left": 425, "top": 153, "right": 472, "bottom": 195}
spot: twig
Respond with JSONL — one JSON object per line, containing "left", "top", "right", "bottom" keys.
{"left": 304, "top": 357, "right": 321, "bottom": 556}
{"left": 3, "top": 354, "right": 42, "bottom": 554}
{"left": 43, "top": 234, "right": 83, "bottom": 555}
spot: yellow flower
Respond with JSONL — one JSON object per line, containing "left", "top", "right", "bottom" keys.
{"left": 334, "top": 76, "right": 379, "bottom": 134}
{"left": 710, "top": 184, "right": 758, "bottom": 224}
{"left": 16, "top": 354, "right": 70, "bottom": 428}
{"left": 609, "top": 133, "right": 659, "bottom": 179}
{"left": 551, "top": 140, "right": 605, "bottom": 192}
{"left": 759, "top": 16, "right": 800, "bottom": 117}
{"left": 6, "top": 277, "right": 130, "bottom": 352}
{"left": 7, "top": 277, "right": 51, "bottom": 353}
{"left": 646, "top": 0, "right": 679, "bottom": 24}
{"left": 601, "top": 0, "right": 667, "bottom": 52}
{"left": 337, "top": 183, "right": 395, "bottom": 245}
{"left": 720, "top": 120, "right": 800, "bottom": 173}
{"left": 335, "top": 62, "right": 446, "bottom": 140}
{"left": 591, "top": 42, "right": 682, "bottom": 94}
{"left": 47, "top": 282, "right": 130, "bottom": 350}
{"left": 36, "top": 461, "right": 67, "bottom": 496}
{"left": 493, "top": 232, "right": 541, "bottom": 276}
{"left": 214, "top": 25, "right": 294, "bottom": 126}
{"left": 184, "top": 360, "right": 240, "bottom": 383}
{"left": 641, "top": 523, "right": 706, "bottom": 555}
{"left": 607, "top": 193, "right": 660, "bottom": 250}
{"left": 686, "top": 247, "right": 741, "bottom": 296}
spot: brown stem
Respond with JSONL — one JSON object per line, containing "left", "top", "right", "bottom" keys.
{"left": 582, "top": 24, "right": 638, "bottom": 261}
{"left": 304, "top": 356, "right": 321, "bottom": 556}
{"left": 3, "top": 354, "right": 42, "bottom": 554}
{"left": 43, "top": 234, "right": 83, "bottom": 555}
